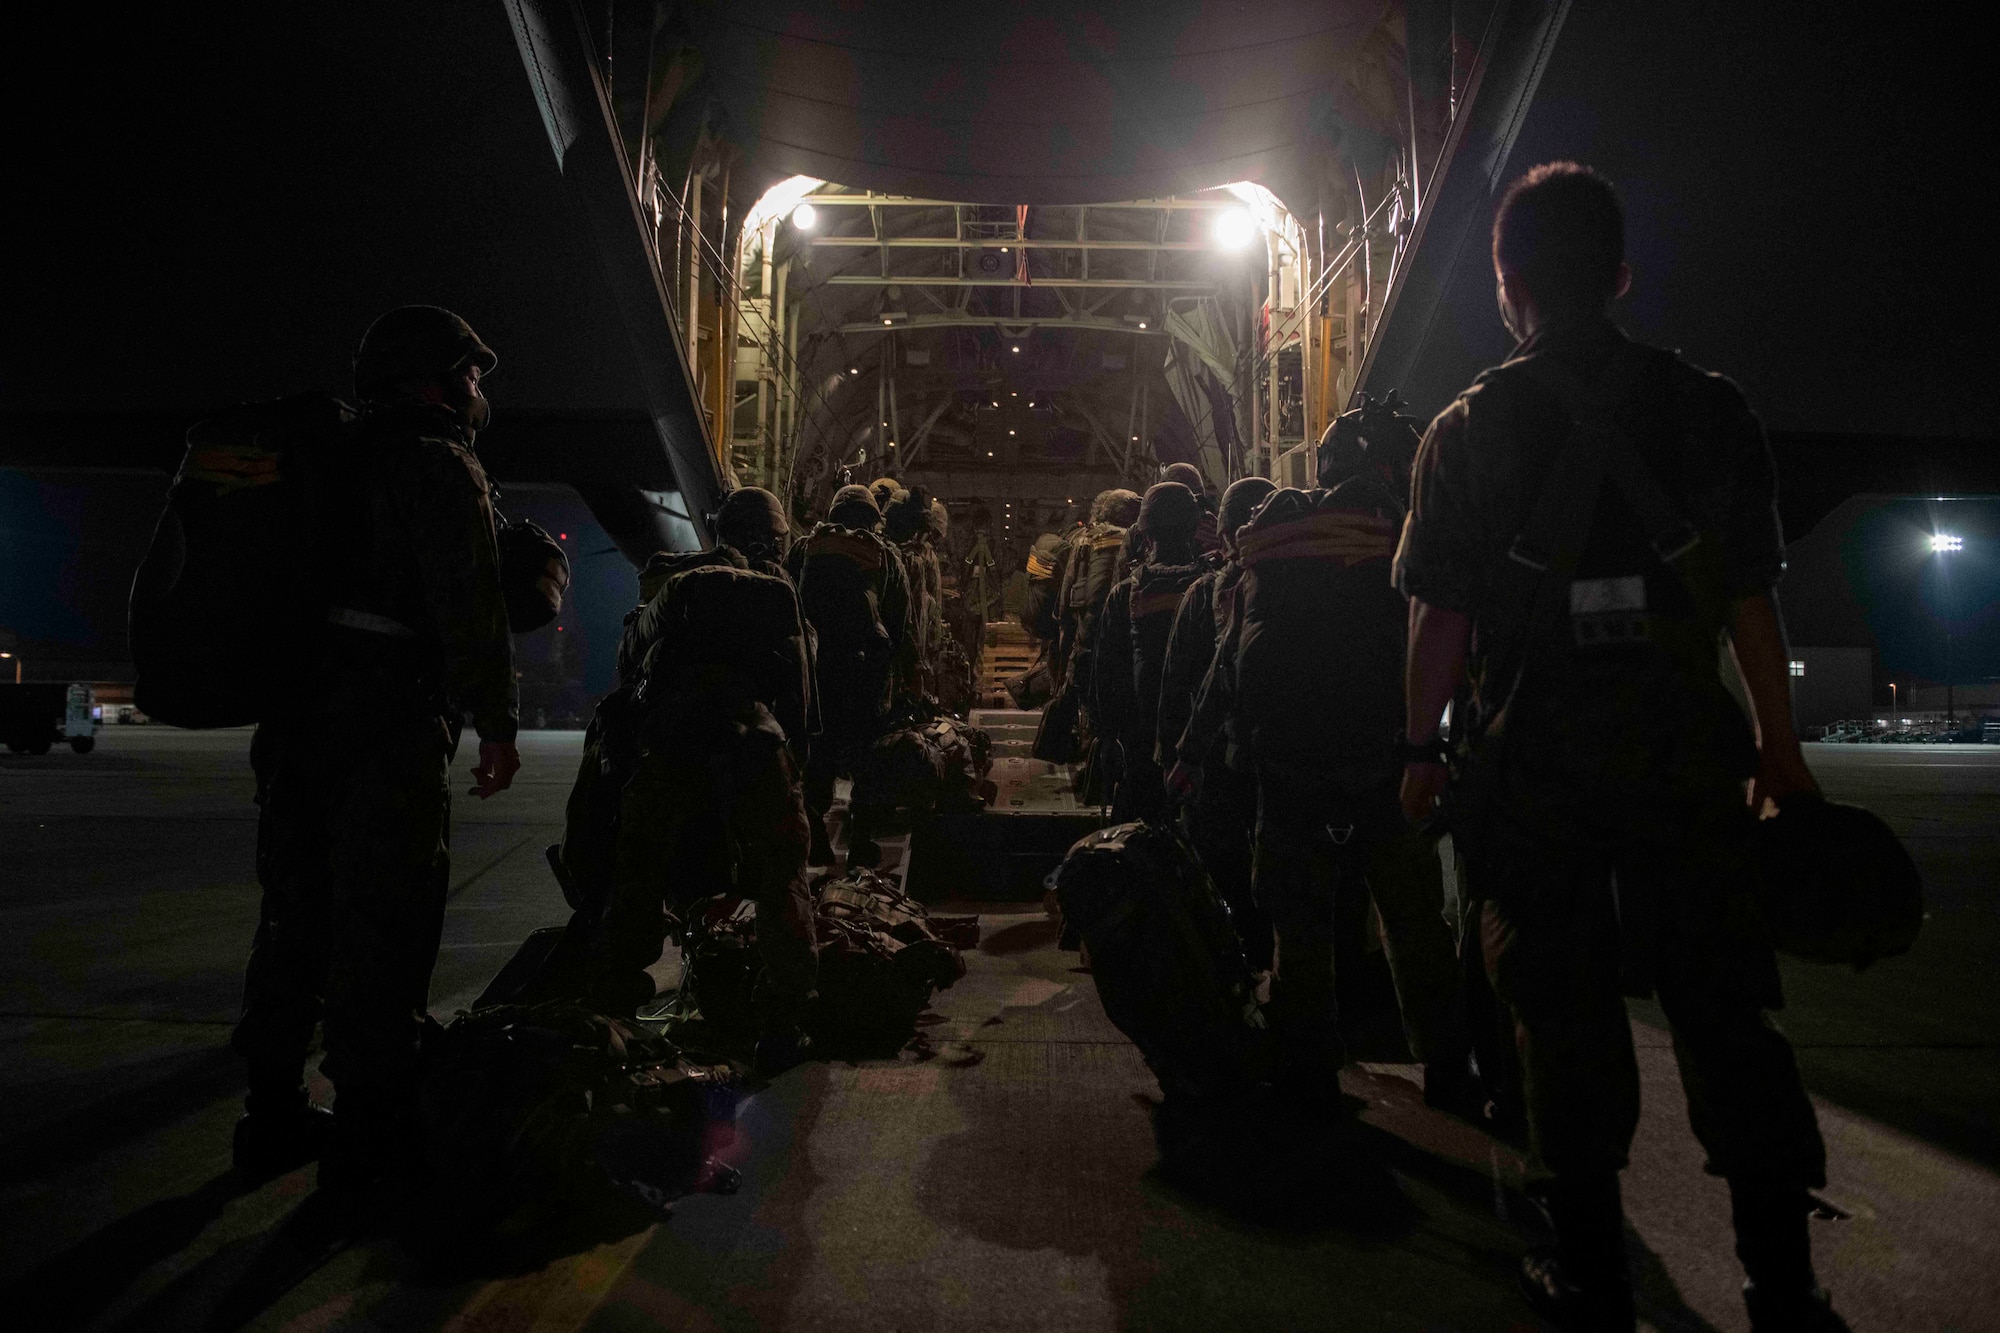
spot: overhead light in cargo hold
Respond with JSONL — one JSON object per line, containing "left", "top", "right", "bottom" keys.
{"left": 1215, "top": 206, "right": 1256, "bottom": 249}
{"left": 790, "top": 202, "right": 818, "bottom": 231}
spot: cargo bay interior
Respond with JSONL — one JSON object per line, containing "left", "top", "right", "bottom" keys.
{"left": 3, "top": 3, "right": 1997, "bottom": 1330}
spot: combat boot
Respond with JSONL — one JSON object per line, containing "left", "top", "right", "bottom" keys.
{"left": 232, "top": 1084, "right": 335, "bottom": 1181}
{"left": 1732, "top": 1177, "right": 1848, "bottom": 1332}
{"left": 1518, "top": 1174, "right": 1635, "bottom": 1331}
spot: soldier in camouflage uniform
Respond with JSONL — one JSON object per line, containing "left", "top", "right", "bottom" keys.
{"left": 1396, "top": 164, "right": 1834, "bottom": 1332}
{"left": 589, "top": 487, "right": 818, "bottom": 1070}
{"left": 231, "top": 305, "right": 519, "bottom": 1191}
{"left": 790, "top": 484, "right": 911, "bottom": 866}
{"left": 1159, "top": 475, "right": 1276, "bottom": 967}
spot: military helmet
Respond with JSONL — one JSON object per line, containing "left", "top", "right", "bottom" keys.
{"left": 353, "top": 305, "right": 497, "bottom": 396}
{"left": 827, "top": 483, "right": 881, "bottom": 528}
{"left": 1134, "top": 481, "right": 1201, "bottom": 542}
{"left": 715, "top": 486, "right": 790, "bottom": 547}
{"left": 1318, "top": 389, "right": 1421, "bottom": 490}
{"left": 1218, "top": 476, "right": 1278, "bottom": 552}
{"left": 496, "top": 518, "right": 569, "bottom": 633}
{"left": 1161, "top": 462, "right": 1209, "bottom": 499}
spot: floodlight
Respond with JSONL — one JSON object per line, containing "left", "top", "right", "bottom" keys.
{"left": 790, "top": 202, "right": 817, "bottom": 230}
{"left": 1931, "top": 533, "right": 1964, "bottom": 553}
{"left": 1215, "top": 207, "right": 1256, "bottom": 248}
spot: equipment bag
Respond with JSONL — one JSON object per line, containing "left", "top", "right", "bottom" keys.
{"left": 681, "top": 871, "right": 970, "bottom": 1055}
{"left": 421, "top": 1000, "right": 741, "bottom": 1217}
{"left": 128, "top": 393, "right": 356, "bottom": 727}
{"left": 854, "top": 712, "right": 994, "bottom": 816}
{"left": 796, "top": 524, "right": 896, "bottom": 673}
{"left": 1232, "top": 484, "right": 1407, "bottom": 774}
{"left": 1051, "top": 821, "right": 1270, "bottom": 1104}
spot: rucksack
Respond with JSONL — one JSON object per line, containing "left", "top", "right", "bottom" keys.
{"left": 640, "top": 563, "right": 812, "bottom": 758}
{"left": 853, "top": 711, "right": 994, "bottom": 816}
{"left": 1051, "top": 821, "right": 1269, "bottom": 1104}
{"left": 1232, "top": 482, "right": 1406, "bottom": 776}
{"left": 128, "top": 393, "right": 355, "bottom": 727}
{"left": 797, "top": 523, "right": 896, "bottom": 674}
{"left": 421, "top": 1000, "right": 742, "bottom": 1217}
{"left": 680, "top": 871, "right": 971, "bottom": 1055}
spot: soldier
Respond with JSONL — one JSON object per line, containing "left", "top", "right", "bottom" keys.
{"left": 1091, "top": 482, "right": 1207, "bottom": 822}
{"left": 1053, "top": 489, "right": 1140, "bottom": 784}
{"left": 1006, "top": 532, "right": 1068, "bottom": 708}
{"left": 884, "top": 485, "right": 940, "bottom": 704}
{"left": 231, "top": 305, "right": 518, "bottom": 1191}
{"left": 1159, "top": 475, "right": 1276, "bottom": 966}
{"left": 1161, "top": 461, "right": 1223, "bottom": 556}
{"left": 587, "top": 491, "right": 817, "bottom": 1071}
{"left": 1191, "top": 409, "right": 1460, "bottom": 1119}
{"left": 791, "top": 484, "right": 911, "bottom": 867}
{"left": 1395, "top": 162, "right": 1834, "bottom": 1331}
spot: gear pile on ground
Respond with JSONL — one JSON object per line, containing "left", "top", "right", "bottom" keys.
{"left": 851, "top": 708, "right": 996, "bottom": 817}
{"left": 421, "top": 1000, "right": 742, "bottom": 1219}
{"left": 682, "top": 871, "right": 974, "bottom": 1056}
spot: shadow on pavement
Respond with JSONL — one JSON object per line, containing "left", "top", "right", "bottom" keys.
{"left": 0, "top": 1043, "right": 243, "bottom": 1188}
{"left": 4, "top": 1170, "right": 251, "bottom": 1331}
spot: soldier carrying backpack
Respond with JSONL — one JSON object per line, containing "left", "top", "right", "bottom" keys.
{"left": 583, "top": 490, "right": 819, "bottom": 1073}
{"left": 222, "top": 305, "right": 521, "bottom": 1194}
{"left": 1197, "top": 398, "right": 1461, "bottom": 1118}
{"left": 1091, "top": 482, "right": 1207, "bottom": 822}
{"left": 789, "top": 484, "right": 912, "bottom": 867}
{"left": 1159, "top": 475, "right": 1276, "bottom": 968}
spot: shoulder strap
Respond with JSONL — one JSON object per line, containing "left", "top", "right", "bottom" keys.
{"left": 1508, "top": 345, "right": 1698, "bottom": 567}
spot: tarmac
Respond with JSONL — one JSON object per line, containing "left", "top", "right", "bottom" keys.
{"left": 1, "top": 728, "right": 1994, "bottom": 1330}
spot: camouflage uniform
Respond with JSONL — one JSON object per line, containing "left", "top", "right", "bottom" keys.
{"left": 587, "top": 554, "right": 816, "bottom": 1030}
{"left": 1158, "top": 559, "right": 1268, "bottom": 968}
{"left": 233, "top": 402, "right": 515, "bottom": 1134}
{"left": 1392, "top": 316, "right": 1824, "bottom": 1198}
{"left": 789, "top": 492, "right": 911, "bottom": 860}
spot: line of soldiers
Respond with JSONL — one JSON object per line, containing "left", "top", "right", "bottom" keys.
{"left": 1021, "top": 163, "right": 1839, "bottom": 1333}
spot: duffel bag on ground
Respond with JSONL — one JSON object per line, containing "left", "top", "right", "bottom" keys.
{"left": 1051, "top": 821, "right": 1269, "bottom": 1104}
{"left": 421, "top": 1000, "right": 741, "bottom": 1218}
{"left": 1757, "top": 793, "right": 1923, "bottom": 969}
{"left": 812, "top": 869, "right": 970, "bottom": 1054}
{"left": 679, "top": 873, "right": 972, "bottom": 1056}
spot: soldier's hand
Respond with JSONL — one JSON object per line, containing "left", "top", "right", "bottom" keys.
{"left": 1749, "top": 746, "right": 1819, "bottom": 819}
{"left": 1400, "top": 761, "right": 1448, "bottom": 826}
{"left": 1164, "top": 761, "right": 1199, "bottom": 803}
{"left": 472, "top": 741, "right": 521, "bottom": 798}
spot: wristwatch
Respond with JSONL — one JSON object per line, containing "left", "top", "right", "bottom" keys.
{"left": 1400, "top": 735, "right": 1449, "bottom": 765}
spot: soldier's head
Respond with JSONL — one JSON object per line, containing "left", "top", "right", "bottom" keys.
{"left": 884, "top": 484, "right": 932, "bottom": 543}
{"left": 1091, "top": 488, "right": 1142, "bottom": 528}
{"left": 1161, "top": 463, "right": 1211, "bottom": 506}
{"left": 353, "top": 305, "right": 497, "bottom": 435}
{"left": 827, "top": 484, "right": 881, "bottom": 529}
{"left": 1133, "top": 482, "right": 1202, "bottom": 563}
{"left": 715, "top": 486, "right": 791, "bottom": 563}
{"left": 1492, "top": 162, "right": 1630, "bottom": 340}
{"left": 1318, "top": 390, "right": 1421, "bottom": 495}
{"left": 868, "top": 476, "right": 905, "bottom": 513}
{"left": 1217, "top": 476, "right": 1278, "bottom": 554}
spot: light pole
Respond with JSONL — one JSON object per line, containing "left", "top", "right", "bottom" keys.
{"left": 1931, "top": 533, "right": 1963, "bottom": 724}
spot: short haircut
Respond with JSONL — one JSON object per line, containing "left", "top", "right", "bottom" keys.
{"left": 1492, "top": 161, "right": 1624, "bottom": 308}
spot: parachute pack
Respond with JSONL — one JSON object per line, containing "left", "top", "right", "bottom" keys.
{"left": 128, "top": 393, "right": 356, "bottom": 727}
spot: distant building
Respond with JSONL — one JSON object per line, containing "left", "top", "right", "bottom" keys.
{"left": 1785, "top": 646, "right": 1872, "bottom": 729}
